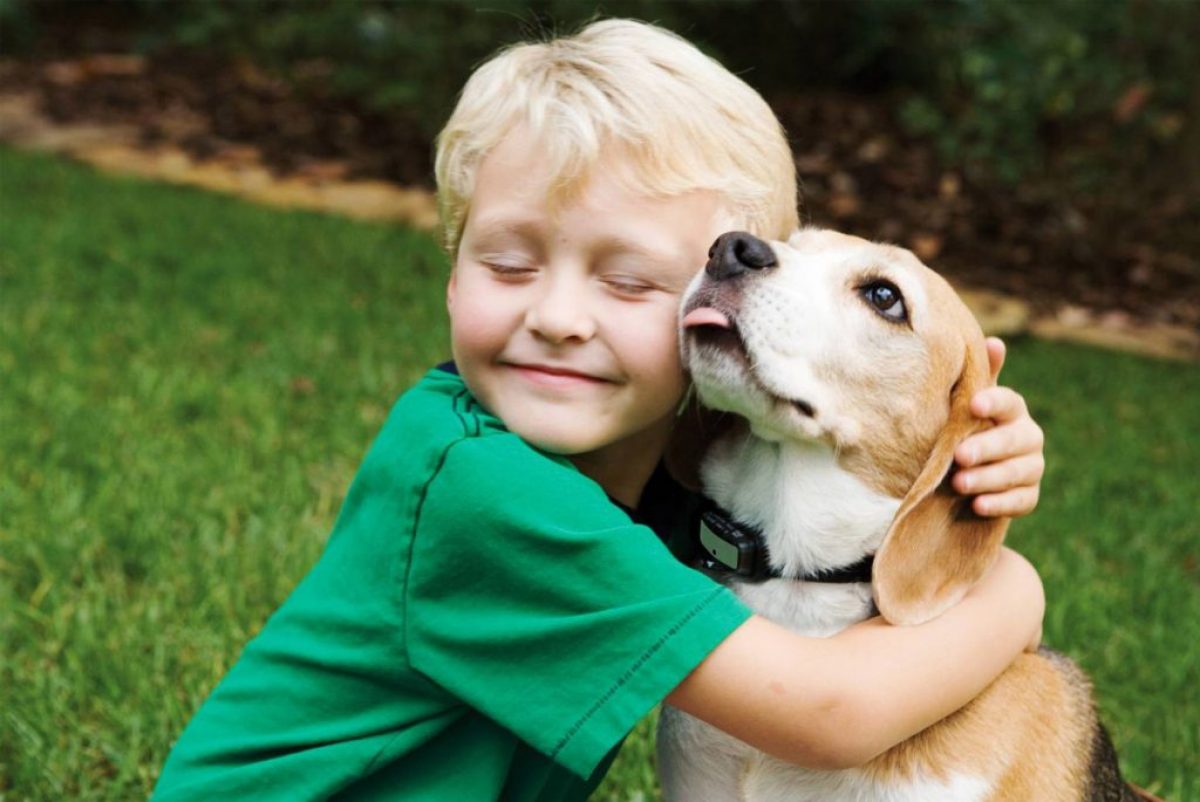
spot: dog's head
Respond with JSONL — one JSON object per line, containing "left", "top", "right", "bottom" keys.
{"left": 680, "top": 227, "right": 1009, "bottom": 625}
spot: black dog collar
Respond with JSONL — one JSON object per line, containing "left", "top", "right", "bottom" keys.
{"left": 696, "top": 499, "right": 874, "bottom": 584}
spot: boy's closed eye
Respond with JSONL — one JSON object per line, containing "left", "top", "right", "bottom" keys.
{"left": 598, "top": 257, "right": 694, "bottom": 297}
{"left": 601, "top": 272, "right": 661, "bottom": 297}
{"left": 481, "top": 256, "right": 536, "bottom": 276}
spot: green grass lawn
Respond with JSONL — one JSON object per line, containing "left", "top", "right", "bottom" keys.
{"left": 2, "top": 147, "right": 1197, "bottom": 800}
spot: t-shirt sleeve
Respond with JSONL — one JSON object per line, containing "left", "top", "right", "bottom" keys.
{"left": 404, "top": 435, "right": 751, "bottom": 779}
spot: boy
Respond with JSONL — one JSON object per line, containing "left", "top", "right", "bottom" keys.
{"left": 153, "top": 19, "right": 1046, "bottom": 800}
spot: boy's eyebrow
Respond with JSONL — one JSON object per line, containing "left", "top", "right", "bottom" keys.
{"left": 466, "top": 217, "right": 543, "bottom": 243}
{"left": 595, "top": 236, "right": 689, "bottom": 267}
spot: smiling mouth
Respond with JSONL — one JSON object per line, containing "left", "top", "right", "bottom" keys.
{"left": 509, "top": 363, "right": 610, "bottom": 386}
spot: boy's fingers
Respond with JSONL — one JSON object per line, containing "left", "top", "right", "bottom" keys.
{"left": 971, "top": 485, "right": 1041, "bottom": 519}
{"left": 969, "top": 385, "right": 1028, "bottom": 423}
{"left": 956, "top": 413, "right": 1043, "bottom": 468}
{"left": 984, "top": 337, "right": 1007, "bottom": 383}
{"left": 953, "top": 454, "right": 1045, "bottom": 496}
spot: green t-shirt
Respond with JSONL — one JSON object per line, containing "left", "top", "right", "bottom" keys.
{"left": 152, "top": 366, "right": 750, "bottom": 801}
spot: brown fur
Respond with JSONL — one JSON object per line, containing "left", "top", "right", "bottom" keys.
{"left": 865, "top": 651, "right": 1097, "bottom": 799}
{"left": 871, "top": 329, "right": 1008, "bottom": 627}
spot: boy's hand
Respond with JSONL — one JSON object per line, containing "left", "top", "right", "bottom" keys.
{"left": 953, "top": 338, "right": 1045, "bottom": 518}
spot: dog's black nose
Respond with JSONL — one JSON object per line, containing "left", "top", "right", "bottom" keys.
{"left": 705, "top": 231, "right": 777, "bottom": 281}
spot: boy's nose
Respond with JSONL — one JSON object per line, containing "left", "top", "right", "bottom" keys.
{"left": 705, "top": 231, "right": 777, "bottom": 281}
{"left": 526, "top": 280, "right": 596, "bottom": 343}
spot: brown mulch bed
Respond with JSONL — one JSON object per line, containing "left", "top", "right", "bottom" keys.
{"left": 3, "top": 52, "right": 1197, "bottom": 330}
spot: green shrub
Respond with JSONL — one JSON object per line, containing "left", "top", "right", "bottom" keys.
{"left": 0, "top": 0, "right": 39, "bottom": 51}
{"left": 17, "top": 0, "right": 1200, "bottom": 189}
{"left": 122, "top": 0, "right": 706, "bottom": 138}
{"left": 898, "top": 0, "right": 1198, "bottom": 185}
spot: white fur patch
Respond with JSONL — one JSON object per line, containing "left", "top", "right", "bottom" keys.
{"left": 742, "top": 762, "right": 993, "bottom": 802}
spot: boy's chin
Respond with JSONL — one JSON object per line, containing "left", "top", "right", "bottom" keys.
{"left": 509, "top": 423, "right": 610, "bottom": 458}
{"left": 507, "top": 410, "right": 675, "bottom": 464}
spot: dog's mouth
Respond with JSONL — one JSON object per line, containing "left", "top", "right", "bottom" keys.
{"left": 682, "top": 305, "right": 816, "bottom": 420}
{"left": 681, "top": 306, "right": 744, "bottom": 355}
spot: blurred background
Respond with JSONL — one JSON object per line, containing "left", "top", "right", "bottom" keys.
{"left": 3, "top": 0, "right": 1198, "bottom": 327}
{"left": 2, "top": 2, "right": 1197, "bottom": 800}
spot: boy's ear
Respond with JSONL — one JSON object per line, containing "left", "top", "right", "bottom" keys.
{"left": 446, "top": 270, "right": 457, "bottom": 313}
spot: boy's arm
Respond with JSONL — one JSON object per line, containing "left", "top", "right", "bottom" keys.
{"left": 665, "top": 547, "right": 1043, "bottom": 770}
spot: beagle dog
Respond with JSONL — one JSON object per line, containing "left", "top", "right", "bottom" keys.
{"left": 657, "top": 228, "right": 1142, "bottom": 802}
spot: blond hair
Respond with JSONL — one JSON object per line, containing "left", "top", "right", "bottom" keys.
{"left": 434, "top": 18, "right": 798, "bottom": 256}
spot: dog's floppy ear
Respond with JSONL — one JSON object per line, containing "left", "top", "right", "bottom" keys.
{"left": 873, "top": 337, "right": 1010, "bottom": 626}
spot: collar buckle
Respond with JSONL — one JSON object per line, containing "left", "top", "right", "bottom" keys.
{"left": 698, "top": 510, "right": 763, "bottom": 579}
{"left": 695, "top": 499, "right": 875, "bottom": 585}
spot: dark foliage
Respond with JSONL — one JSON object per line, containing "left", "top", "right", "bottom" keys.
{"left": 14, "top": 0, "right": 1197, "bottom": 191}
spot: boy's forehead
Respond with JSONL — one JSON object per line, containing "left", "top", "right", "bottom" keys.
{"left": 457, "top": 129, "right": 741, "bottom": 272}
{"left": 465, "top": 184, "right": 725, "bottom": 262}
{"left": 463, "top": 210, "right": 712, "bottom": 275}
{"left": 477, "top": 127, "right": 733, "bottom": 215}
{"left": 475, "top": 128, "right": 623, "bottom": 200}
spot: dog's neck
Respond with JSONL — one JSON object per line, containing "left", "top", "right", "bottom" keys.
{"left": 702, "top": 428, "right": 901, "bottom": 586}
{"left": 701, "top": 428, "right": 903, "bottom": 636}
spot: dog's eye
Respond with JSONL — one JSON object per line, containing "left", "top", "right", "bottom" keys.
{"left": 860, "top": 281, "right": 907, "bottom": 322}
